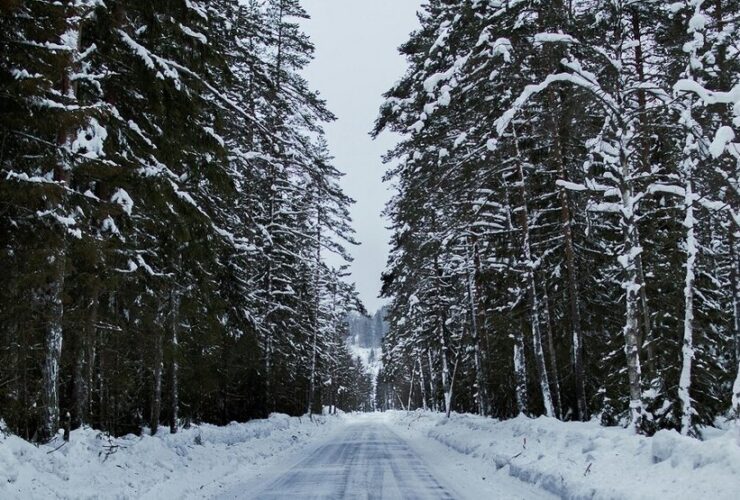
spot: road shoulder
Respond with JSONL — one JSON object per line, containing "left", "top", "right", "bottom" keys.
{"left": 379, "top": 413, "right": 556, "bottom": 500}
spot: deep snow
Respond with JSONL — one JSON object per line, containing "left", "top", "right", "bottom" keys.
{"left": 0, "top": 414, "right": 342, "bottom": 499}
{"left": 385, "top": 411, "right": 740, "bottom": 500}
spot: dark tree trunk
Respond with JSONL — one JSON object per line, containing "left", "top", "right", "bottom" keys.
{"left": 554, "top": 95, "right": 588, "bottom": 420}
{"left": 169, "top": 288, "right": 180, "bottom": 434}
{"left": 150, "top": 326, "right": 163, "bottom": 435}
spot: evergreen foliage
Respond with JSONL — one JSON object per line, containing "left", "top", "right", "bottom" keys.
{"left": 376, "top": 0, "right": 740, "bottom": 435}
{"left": 0, "top": 0, "right": 368, "bottom": 441}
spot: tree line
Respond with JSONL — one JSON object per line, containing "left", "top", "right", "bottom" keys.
{"left": 0, "top": 0, "right": 371, "bottom": 442}
{"left": 375, "top": 0, "right": 739, "bottom": 436}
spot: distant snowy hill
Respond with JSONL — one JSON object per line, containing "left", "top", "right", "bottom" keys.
{"left": 347, "top": 307, "right": 387, "bottom": 350}
{"left": 346, "top": 308, "right": 388, "bottom": 405}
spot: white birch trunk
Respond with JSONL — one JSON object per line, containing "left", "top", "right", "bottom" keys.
{"left": 514, "top": 324, "right": 528, "bottom": 415}
{"left": 677, "top": 2, "right": 707, "bottom": 435}
{"left": 618, "top": 130, "right": 646, "bottom": 433}
{"left": 679, "top": 179, "right": 697, "bottom": 435}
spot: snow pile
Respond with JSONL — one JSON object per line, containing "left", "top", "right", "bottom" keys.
{"left": 0, "top": 414, "right": 342, "bottom": 499}
{"left": 385, "top": 411, "right": 740, "bottom": 500}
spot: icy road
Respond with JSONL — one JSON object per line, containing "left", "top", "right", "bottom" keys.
{"left": 250, "top": 423, "right": 453, "bottom": 499}
{"left": 216, "top": 414, "right": 554, "bottom": 500}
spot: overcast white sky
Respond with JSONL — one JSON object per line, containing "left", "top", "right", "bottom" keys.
{"left": 301, "top": 0, "right": 422, "bottom": 313}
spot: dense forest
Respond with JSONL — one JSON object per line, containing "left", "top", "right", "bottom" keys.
{"left": 0, "top": 0, "right": 372, "bottom": 442}
{"left": 348, "top": 307, "right": 388, "bottom": 349}
{"left": 376, "top": 0, "right": 740, "bottom": 436}
{"left": 3, "top": 0, "right": 740, "bottom": 448}
{"left": 345, "top": 309, "right": 385, "bottom": 411}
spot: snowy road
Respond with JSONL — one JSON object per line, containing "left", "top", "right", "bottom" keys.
{"left": 215, "top": 415, "right": 554, "bottom": 500}
{"left": 249, "top": 423, "right": 455, "bottom": 499}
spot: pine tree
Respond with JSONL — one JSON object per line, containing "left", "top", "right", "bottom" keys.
{"left": 1, "top": 0, "right": 369, "bottom": 440}
{"left": 376, "top": 0, "right": 739, "bottom": 434}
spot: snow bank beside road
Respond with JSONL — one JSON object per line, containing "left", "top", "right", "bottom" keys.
{"left": 0, "top": 414, "right": 342, "bottom": 499}
{"left": 385, "top": 411, "right": 740, "bottom": 500}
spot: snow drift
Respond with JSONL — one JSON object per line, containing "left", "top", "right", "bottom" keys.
{"left": 386, "top": 411, "right": 740, "bottom": 500}
{"left": 0, "top": 414, "right": 341, "bottom": 499}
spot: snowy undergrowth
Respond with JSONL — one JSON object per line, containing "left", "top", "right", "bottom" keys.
{"left": 385, "top": 411, "right": 740, "bottom": 500}
{"left": 0, "top": 413, "right": 343, "bottom": 499}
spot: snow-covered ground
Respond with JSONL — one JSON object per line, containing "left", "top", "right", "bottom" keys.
{"left": 0, "top": 414, "right": 343, "bottom": 499}
{"left": 384, "top": 411, "right": 740, "bottom": 500}
{"left": 2, "top": 411, "right": 738, "bottom": 499}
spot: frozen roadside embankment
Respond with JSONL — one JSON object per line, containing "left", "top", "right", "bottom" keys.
{"left": 0, "top": 413, "right": 344, "bottom": 499}
{"left": 384, "top": 410, "right": 740, "bottom": 500}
